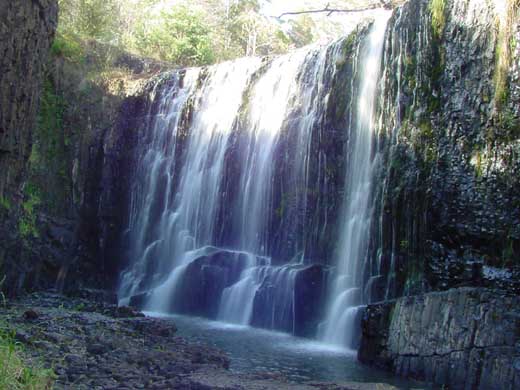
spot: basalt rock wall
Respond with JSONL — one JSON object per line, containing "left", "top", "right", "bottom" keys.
{"left": 0, "top": 0, "right": 58, "bottom": 294}
{"left": 370, "top": 0, "right": 520, "bottom": 301}
{"left": 0, "top": 0, "right": 57, "bottom": 201}
{"left": 359, "top": 0, "right": 520, "bottom": 385}
{"left": 359, "top": 288, "right": 520, "bottom": 389}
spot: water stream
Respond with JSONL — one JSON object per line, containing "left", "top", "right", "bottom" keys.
{"left": 319, "top": 14, "right": 390, "bottom": 348}
{"left": 146, "top": 312, "right": 422, "bottom": 389}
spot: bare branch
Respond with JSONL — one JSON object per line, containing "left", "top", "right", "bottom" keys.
{"left": 275, "top": 1, "right": 395, "bottom": 19}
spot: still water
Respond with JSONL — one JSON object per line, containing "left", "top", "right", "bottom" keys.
{"left": 146, "top": 312, "right": 424, "bottom": 389}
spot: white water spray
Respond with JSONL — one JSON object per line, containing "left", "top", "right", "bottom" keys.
{"left": 319, "top": 14, "right": 390, "bottom": 348}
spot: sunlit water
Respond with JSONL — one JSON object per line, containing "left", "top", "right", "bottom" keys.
{"left": 319, "top": 12, "right": 391, "bottom": 348}
{"left": 145, "top": 311, "right": 423, "bottom": 389}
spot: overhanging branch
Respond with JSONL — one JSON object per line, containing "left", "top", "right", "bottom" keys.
{"left": 275, "top": 1, "right": 394, "bottom": 19}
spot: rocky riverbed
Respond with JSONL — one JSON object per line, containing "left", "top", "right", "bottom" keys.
{"left": 0, "top": 291, "right": 421, "bottom": 390}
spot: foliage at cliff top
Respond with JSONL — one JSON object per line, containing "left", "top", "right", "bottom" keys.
{"left": 55, "top": 0, "right": 320, "bottom": 66}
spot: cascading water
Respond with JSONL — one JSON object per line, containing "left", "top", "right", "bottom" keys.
{"left": 318, "top": 15, "right": 390, "bottom": 348}
{"left": 118, "top": 57, "right": 262, "bottom": 307}
{"left": 119, "top": 12, "right": 391, "bottom": 342}
{"left": 119, "top": 41, "right": 346, "bottom": 335}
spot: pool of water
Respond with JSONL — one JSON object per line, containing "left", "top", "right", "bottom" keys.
{"left": 145, "top": 312, "right": 424, "bottom": 389}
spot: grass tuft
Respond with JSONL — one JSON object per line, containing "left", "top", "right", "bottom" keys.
{"left": 0, "top": 327, "right": 55, "bottom": 390}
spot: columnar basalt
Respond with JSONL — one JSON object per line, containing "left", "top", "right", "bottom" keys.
{"left": 0, "top": 0, "right": 57, "bottom": 294}
{"left": 0, "top": 0, "right": 57, "bottom": 200}
{"left": 359, "top": 288, "right": 520, "bottom": 389}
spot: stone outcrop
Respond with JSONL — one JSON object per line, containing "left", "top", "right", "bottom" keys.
{"left": 356, "top": 0, "right": 520, "bottom": 385}
{"left": 359, "top": 288, "right": 520, "bottom": 389}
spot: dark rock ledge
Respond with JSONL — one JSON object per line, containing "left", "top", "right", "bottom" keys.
{"left": 359, "top": 288, "right": 520, "bottom": 389}
{"left": 1, "top": 292, "right": 411, "bottom": 390}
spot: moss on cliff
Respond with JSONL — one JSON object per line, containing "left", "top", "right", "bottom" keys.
{"left": 0, "top": 0, "right": 57, "bottom": 201}
{"left": 429, "top": 0, "right": 446, "bottom": 40}
{"left": 29, "top": 76, "right": 70, "bottom": 217}
{"left": 493, "top": 0, "right": 519, "bottom": 107}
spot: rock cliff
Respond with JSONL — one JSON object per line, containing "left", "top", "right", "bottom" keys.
{"left": 359, "top": 288, "right": 520, "bottom": 389}
{"left": 370, "top": 0, "right": 520, "bottom": 301}
{"left": 0, "top": 0, "right": 58, "bottom": 294}
{"left": 358, "top": 0, "right": 519, "bottom": 386}
{"left": 0, "top": 0, "right": 57, "bottom": 200}
{"left": 0, "top": 9, "right": 169, "bottom": 295}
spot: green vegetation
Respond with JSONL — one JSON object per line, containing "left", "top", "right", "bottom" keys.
{"left": 429, "top": 0, "right": 445, "bottom": 40}
{"left": 58, "top": 0, "right": 120, "bottom": 43}
{"left": 485, "top": 108, "right": 520, "bottom": 147}
{"left": 398, "top": 119, "right": 438, "bottom": 168}
{"left": 0, "top": 195, "right": 11, "bottom": 212}
{"left": 35, "top": 79, "right": 65, "bottom": 158}
{"left": 404, "top": 54, "right": 417, "bottom": 91}
{"left": 472, "top": 150, "right": 484, "bottom": 178}
{"left": 0, "top": 327, "right": 55, "bottom": 389}
{"left": 427, "top": 0, "right": 446, "bottom": 114}
{"left": 493, "top": 0, "right": 519, "bottom": 107}
{"left": 416, "top": 120, "right": 437, "bottom": 164}
{"left": 494, "top": 22, "right": 510, "bottom": 107}
{"left": 51, "top": 32, "right": 85, "bottom": 62}
{"left": 30, "top": 75, "right": 74, "bottom": 218}
{"left": 56, "top": 0, "right": 316, "bottom": 67}
{"left": 18, "top": 183, "right": 42, "bottom": 239}
{"left": 497, "top": 108, "right": 520, "bottom": 142}
{"left": 132, "top": 6, "right": 215, "bottom": 66}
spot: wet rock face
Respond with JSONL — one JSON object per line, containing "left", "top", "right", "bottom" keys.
{"left": 171, "top": 250, "right": 260, "bottom": 317}
{"left": 129, "top": 247, "right": 326, "bottom": 336}
{"left": 359, "top": 2, "right": 520, "bottom": 384}
{"left": 359, "top": 288, "right": 520, "bottom": 389}
{"left": 372, "top": 0, "right": 520, "bottom": 299}
{"left": 0, "top": 0, "right": 57, "bottom": 199}
{"left": 250, "top": 263, "right": 326, "bottom": 337}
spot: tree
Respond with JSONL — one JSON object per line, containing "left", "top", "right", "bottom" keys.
{"left": 287, "top": 15, "right": 315, "bottom": 48}
{"left": 58, "top": 0, "right": 121, "bottom": 42}
{"left": 275, "top": 1, "right": 395, "bottom": 19}
{"left": 132, "top": 5, "right": 215, "bottom": 66}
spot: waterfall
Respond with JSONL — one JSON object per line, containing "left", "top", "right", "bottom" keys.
{"left": 318, "top": 14, "right": 390, "bottom": 349}
{"left": 118, "top": 41, "right": 345, "bottom": 333}
{"left": 118, "top": 58, "right": 263, "bottom": 305}
{"left": 118, "top": 12, "right": 391, "bottom": 342}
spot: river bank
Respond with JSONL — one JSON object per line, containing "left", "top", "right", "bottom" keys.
{"left": 0, "top": 291, "right": 426, "bottom": 390}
